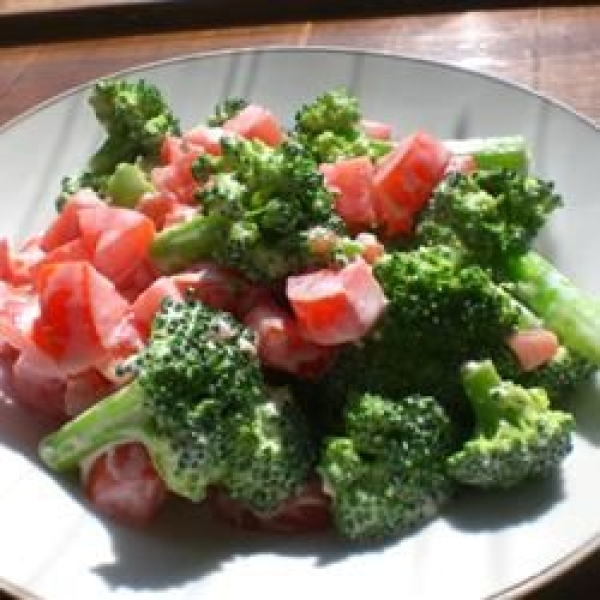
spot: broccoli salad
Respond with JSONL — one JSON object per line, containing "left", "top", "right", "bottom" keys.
{"left": 0, "top": 80, "right": 598, "bottom": 540}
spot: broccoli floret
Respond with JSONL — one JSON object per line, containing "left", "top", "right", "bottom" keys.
{"left": 319, "top": 393, "right": 455, "bottom": 540}
{"left": 447, "top": 360, "right": 575, "bottom": 489}
{"left": 57, "top": 78, "right": 180, "bottom": 208}
{"left": 416, "top": 168, "right": 600, "bottom": 371}
{"left": 151, "top": 136, "right": 345, "bottom": 280}
{"left": 206, "top": 98, "right": 248, "bottom": 127}
{"left": 293, "top": 88, "right": 392, "bottom": 163}
{"left": 39, "top": 299, "right": 314, "bottom": 512}
{"left": 313, "top": 245, "right": 522, "bottom": 431}
{"left": 416, "top": 169, "right": 561, "bottom": 272}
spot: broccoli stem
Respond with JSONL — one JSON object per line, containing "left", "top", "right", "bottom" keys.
{"left": 39, "top": 381, "right": 148, "bottom": 471}
{"left": 444, "top": 136, "right": 529, "bottom": 172}
{"left": 150, "top": 212, "right": 229, "bottom": 273}
{"left": 461, "top": 361, "right": 503, "bottom": 437}
{"left": 506, "top": 251, "right": 600, "bottom": 365}
{"left": 107, "top": 163, "right": 154, "bottom": 207}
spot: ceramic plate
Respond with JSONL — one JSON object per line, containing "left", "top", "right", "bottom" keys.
{"left": 1, "top": 47, "right": 599, "bottom": 600}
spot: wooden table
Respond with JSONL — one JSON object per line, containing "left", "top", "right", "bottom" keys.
{"left": 0, "top": 3, "right": 599, "bottom": 600}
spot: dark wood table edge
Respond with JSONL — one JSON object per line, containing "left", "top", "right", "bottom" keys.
{"left": 1, "top": 1, "right": 598, "bottom": 46}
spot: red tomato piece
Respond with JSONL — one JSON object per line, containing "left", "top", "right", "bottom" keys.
{"left": 373, "top": 131, "right": 450, "bottom": 236}
{"left": 160, "top": 135, "right": 187, "bottom": 165}
{"left": 360, "top": 118, "right": 393, "bottom": 140}
{"left": 506, "top": 328, "right": 560, "bottom": 372}
{"left": 0, "top": 281, "right": 40, "bottom": 353}
{"left": 32, "top": 262, "right": 131, "bottom": 375}
{"left": 286, "top": 259, "right": 387, "bottom": 346}
{"left": 136, "top": 192, "right": 176, "bottom": 231}
{"left": 131, "top": 276, "right": 183, "bottom": 340}
{"left": 445, "top": 153, "right": 477, "bottom": 175}
{"left": 78, "top": 206, "right": 155, "bottom": 287}
{"left": 244, "top": 302, "right": 336, "bottom": 379}
{"left": 356, "top": 232, "right": 385, "bottom": 265}
{"left": 321, "top": 157, "right": 377, "bottom": 231}
{"left": 64, "top": 368, "right": 116, "bottom": 418}
{"left": 208, "top": 479, "right": 331, "bottom": 534}
{"left": 41, "top": 189, "right": 103, "bottom": 252}
{"left": 83, "top": 443, "right": 168, "bottom": 526}
{"left": 223, "top": 104, "right": 284, "bottom": 147}
{"left": 183, "top": 125, "right": 228, "bottom": 155}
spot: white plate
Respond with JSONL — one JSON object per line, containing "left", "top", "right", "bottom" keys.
{"left": 1, "top": 47, "right": 599, "bottom": 600}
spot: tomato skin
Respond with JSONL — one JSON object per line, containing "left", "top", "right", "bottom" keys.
{"left": 445, "top": 153, "right": 477, "bottom": 175}
{"left": 78, "top": 205, "right": 156, "bottom": 288}
{"left": 0, "top": 236, "right": 46, "bottom": 286}
{"left": 507, "top": 328, "right": 560, "bottom": 371}
{"left": 244, "top": 302, "right": 336, "bottom": 379}
{"left": 83, "top": 443, "right": 168, "bottom": 526}
{"left": 223, "top": 104, "right": 284, "bottom": 146}
{"left": 183, "top": 125, "right": 228, "bottom": 155}
{"left": 360, "top": 118, "right": 393, "bottom": 140}
{"left": 286, "top": 259, "right": 387, "bottom": 346}
{"left": 208, "top": 479, "right": 331, "bottom": 534}
{"left": 321, "top": 157, "right": 377, "bottom": 232}
{"left": 373, "top": 131, "right": 450, "bottom": 236}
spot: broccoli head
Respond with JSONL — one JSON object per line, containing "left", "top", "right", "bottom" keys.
{"left": 58, "top": 78, "right": 180, "bottom": 208}
{"left": 293, "top": 88, "right": 392, "bottom": 163}
{"left": 415, "top": 169, "right": 562, "bottom": 272}
{"left": 319, "top": 393, "right": 455, "bottom": 540}
{"left": 39, "top": 299, "right": 314, "bottom": 511}
{"left": 151, "top": 136, "right": 345, "bottom": 280}
{"left": 206, "top": 97, "right": 249, "bottom": 127}
{"left": 447, "top": 360, "right": 575, "bottom": 489}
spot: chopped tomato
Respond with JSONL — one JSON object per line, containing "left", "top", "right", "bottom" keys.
{"left": 321, "top": 157, "right": 377, "bottom": 231}
{"left": 0, "top": 281, "right": 39, "bottom": 352}
{"left": 160, "top": 135, "right": 187, "bottom": 164}
{"left": 507, "top": 328, "right": 560, "bottom": 371}
{"left": 223, "top": 104, "right": 284, "bottom": 146}
{"left": 183, "top": 125, "right": 228, "bottom": 155}
{"left": 208, "top": 479, "right": 331, "bottom": 534}
{"left": 373, "top": 131, "right": 450, "bottom": 236}
{"left": 32, "top": 261, "right": 132, "bottom": 375}
{"left": 64, "top": 368, "right": 116, "bottom": 417}
{"left": 244, "top": 302, "right": 336, "bottom": 379}
{"left": 356, "top": 232, "right": 385, "bottom": 265}
{"left": 131, "top": 276, "right": 183, "bottom": 339}
{"left": 83, "top": 443, "right": 168, "bottom": 526}
{"left": 41, "top": 189, "right": 102, "bottom": 252}
{"left": 152, "top": 145, "right": 203, "bottom": 205}
{"left": 360, "top": 118, "right": 393, "bottom": 140}
{"left": 286, "top": 259, "right": 387, "bottom": 345}
{"left": 78, "top": 205, "right": 155, "bottom": 287}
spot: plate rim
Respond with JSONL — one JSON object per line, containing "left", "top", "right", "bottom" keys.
{"left": 1, "top": 44, "right": 599, "bottom": 600}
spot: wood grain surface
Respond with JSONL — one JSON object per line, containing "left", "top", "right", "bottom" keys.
{"left": 0, "top": 3, "right": 599, "bottom": 600}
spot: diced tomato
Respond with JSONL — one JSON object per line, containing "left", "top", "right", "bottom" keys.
{"left": 163, "top": 204, "right": 199, "bottom": 228}
{"left": 136, "top": 192, "right": 177, "bottom": 231}
{"left": 373, "top": 131, "right": 450, "bottom": 236}
{"left": 321, "top": 157, "right": 377, "bottom": 232}
{"left": 152, "top": 141, "right": 203, "bottom": 206}
{"left": 131, "top": 276, "right": 183, "bottom": 339}
{"left": 0, "top": 236, "right": 46, "bottom": 286}
{"left": 183, "top": 125, "right": 228, "bottom": 156}
{"left": 286, "top": 259, "right": 387, "bottom": 346}
{"left": 41, "top": 189, "right": 103, "bottom": 252}
{"left": 78, "top": 206, "right": 155, "bottom": 287}
{"left": 64, "top": 368, "right": 116, "bottom": 417}
{"left": 360, "top": 118, "right": 393, "bottom": 140}
{"left": 223, "top": 104, "right": 284, "bottom": 147}
{"left": 445, "top": 153, "right": 477, "bottom": 175}
{"left": 356, "top": 232, "right": 385, "bottom": 265}
{"left": 116, "top": 257, "right": 160, "bottom": 303}
{"left": 32, "top": 262, "right": 131, "bottom": 375}
{"left": 160, "top": 135, "right": 187, "bottom": 165}
{"left": 507, "top": 328, "right": 560, "bottom": 371}
{"left": 208, "top": 479, "right": 331, "bottom": 534}
{"left": 171, "top": 263, "right": 270, "bottom": 320}
{"left": 83, "top": 443, "right": 168, "bottom": 526}
{"left": 0, "top": 281, "right": 39, "bottom": 352}
{"left": 10, "top": 351, "right": 67, "bottom": 420}
{"left": 244, "top": 302, "right": 336, "bottom": 379}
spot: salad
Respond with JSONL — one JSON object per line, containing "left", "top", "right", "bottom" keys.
{"left": 1, "top": 79, "right": 599, "bottom": 541}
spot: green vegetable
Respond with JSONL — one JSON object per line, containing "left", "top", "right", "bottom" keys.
{"left": 106, "top": 162, "right": 154, "bottom": 207}
{"left": 447, "top": 360, "right": 575, "bottom": 488}
{"left": 57, "top": 78, "right": 179, "bottom": 209}
{"left": 151, "top": 136, "right": 345, "bottom": 281}
{"left": 319, "top": 393, "right": 455, "bottom": 540}
{"left": 39, "top": 299, "right": 314, "bottom": 512}
{"left": 206, "top": 98, "right": 248, "bottom": 127}
{"left": 444, "top": 136, "right": 529, "bottom": 172}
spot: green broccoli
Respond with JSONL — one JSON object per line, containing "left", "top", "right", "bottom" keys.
{"left": 415, "top": 168, "right": 600, "bottom": 372}
{"left": 319, "top": 392, "right": 455, "bottom": 540}
{"left": 39, "top": 299, "right": 314, "bottom": 512}
{"left": 447, "top": 360, "right": 575, "bottom": 489}
{"left": 58, "top": 78, "right": 180, "bottom": 208}
{"left": 150, "top": 136, "right": 346, "bottom": 280}
{"left": 293, "top": 88, "right": 392, "bottom": 163}
{"left": 312, "top": 245, "right": 524, "bottom": 432}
